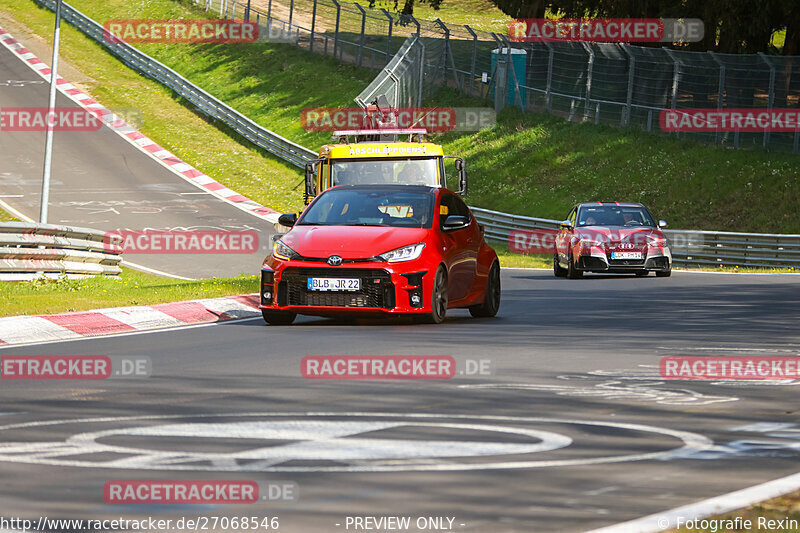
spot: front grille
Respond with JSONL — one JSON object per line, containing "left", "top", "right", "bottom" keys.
{"left": 280, "top": 267, "right": 394, "bottom": 308}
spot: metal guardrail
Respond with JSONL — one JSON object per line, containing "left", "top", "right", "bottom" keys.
{"left": 471, "top": 207, "right": 800, "bottom": 270}
{"left": 0, "top": 222, "right": 122, "bottom": 280}
{"left": 34, "top": 0, "right": 317, "bottom": 169}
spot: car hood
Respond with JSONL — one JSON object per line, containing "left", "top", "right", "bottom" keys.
{"left": 281, "top": 225, "right": 430, "bottom": 259}
{"left": 574, "top": 226, "right": 664, "bottom": 245}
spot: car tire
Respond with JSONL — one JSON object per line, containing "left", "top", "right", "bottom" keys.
{"left": 470, "top": 262, "right": 501, "bottom": 318}
{"left": 656, "top": 267, "right": 672, "bottom": 277}
{"left": 554, "top": 254, "right": 567, "bottom": 277}
{"left": 262, "top": 310, "right": 296, "bottom": 325}
{"left": 635, "top": 270, "right": 649, "bottom": 277}
{"left": 567, "top": 253, "right": 583, "bottom": 279}
{"left": 419, "top": 266, "right": 448, "bottom": 324}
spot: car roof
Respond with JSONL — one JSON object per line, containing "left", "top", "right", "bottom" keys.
{"left": 577, "top": 201, "right": 645, "bottom": 208}
{"left": 324, "top": 184, "right": 442, "bottom": 194}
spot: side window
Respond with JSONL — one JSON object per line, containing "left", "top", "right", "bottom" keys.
{"left": 451, "top": 194, "right": 470, "bottom": 219}
{"left": 439, "top": 193, "right": 470, "bottom": 230}
{"left": 439, "top": 194, "right": 456, "bottom": 229}
{"left": 569, "top": 208, "right": 577, "bottom": 226}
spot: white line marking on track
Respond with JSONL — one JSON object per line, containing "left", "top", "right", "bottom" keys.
{"left": 586, "top": 470, "right": 800, "bottom": 533}
{"left": 0, "top": 412, "right": 714, "bottom": 472}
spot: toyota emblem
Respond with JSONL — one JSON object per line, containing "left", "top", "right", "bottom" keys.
{"left": 327, "top": 255, "right": 343, "bottom": 266}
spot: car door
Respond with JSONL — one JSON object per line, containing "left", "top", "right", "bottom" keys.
{"left": 439, "top": 193, "right": 477, "bottom": 302}
{"left": 556, "top": 206, "right": 577, "bottom": 264}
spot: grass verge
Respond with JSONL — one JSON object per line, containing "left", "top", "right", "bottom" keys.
{"left": 6, "top": 0, "right": 800, "bottom": 234}
{"left": 0, "top": 268, "right": 258, "bottom": 317}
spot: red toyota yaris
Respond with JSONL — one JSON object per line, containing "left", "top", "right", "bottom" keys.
{"left": 260, "top": 185, "right": 500, "bottom": 325}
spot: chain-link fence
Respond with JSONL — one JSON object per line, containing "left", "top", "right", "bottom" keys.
{"left": 203, "top": 0, "right": 800, "bottom": 154}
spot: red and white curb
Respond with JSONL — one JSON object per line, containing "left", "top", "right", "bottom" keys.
{"left": 0, "top": 294, "right": 261, "bottom": 347}
{"left": 0, "top": 26, "right": 280, "bottom": 223}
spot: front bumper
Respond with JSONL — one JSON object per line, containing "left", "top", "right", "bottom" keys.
{"left": 260, "top": 262, "right": 433, "bottom": 315}
{"left": 575, "top": 246, "right": 672, "bottom": 272}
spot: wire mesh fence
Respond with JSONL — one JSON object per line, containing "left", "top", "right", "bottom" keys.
{"left": 203, "top": 0, "right": 800, "bottom": 153}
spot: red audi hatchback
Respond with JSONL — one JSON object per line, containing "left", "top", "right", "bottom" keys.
{"left": 260, "top": 185, "right": 500, "bottom": 325}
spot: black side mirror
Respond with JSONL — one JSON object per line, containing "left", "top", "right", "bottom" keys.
{"left": 304, "top": 161, "right": 318, "bottom": 204}
{"left": 278, "top": 213, "right": 298, "bottom": 227}
{"left": 442, "top": 215, "right": 470, "bottom": 231}
{"left": 455, "top": 157, "right": 467, "bottom": 195}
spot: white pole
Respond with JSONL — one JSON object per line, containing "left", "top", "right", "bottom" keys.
{"left": 40, "top": 0, "right": 62, "bottom": 224}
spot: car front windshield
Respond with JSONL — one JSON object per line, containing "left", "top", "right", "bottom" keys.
{"left": 330, "top": 158, "right": 439, "bottom": 187}
{"left": 577, "top": 206, "right": 656, "bottom": 227}
{"left": 298, "top": 188, "right": 434, "bottom": 228}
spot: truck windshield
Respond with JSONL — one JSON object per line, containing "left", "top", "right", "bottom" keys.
{"left": 330, "top": 158, "right": 439, "bottom": 187}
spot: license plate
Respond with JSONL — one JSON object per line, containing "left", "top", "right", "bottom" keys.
{"left": 611, "top": 251, "right": 643, "bottom": 260}
{"left": 307, "top": 277, "right": 361, "bottom": 291}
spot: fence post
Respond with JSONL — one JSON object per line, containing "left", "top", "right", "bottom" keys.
{"left": 708, "top": 51, "right": 726, "bottom": 146}
{"left": 332, "top": 0, "right": 341, "bottom": 63}
{"left": 410, "top": 14, "right": 420, "bottom": 36}
{"left": 288, "top": 0, "right": 294, "bottom": 28}
{"left": 417, "top": 35, "right": 425, "bottom": 107}
{"left": 758, "top": 52, "right": 776, "bottom": 149}
{"left": 310, "top": 0, "right": 318, "bottom": 53}
{"left": 582, "top": 42, "right": 594, "bottom": 121}
{"left": 355, "top": 3, "right": 367, "bottom": 68}
{"left": 434, "top": 18, "right": 461, "bottom": 91}
{"left": 544, "top": 42, "right": 554, "bottom": 112}
{"left": 663, "top": 48, "right": 681, "bottom": 139}
{"left": 621, "top": 44, "right": 635, "bottom": 127}
{"left": 464, "top": 25, "right": 478, "bottom": 97}
{"left": 267, "top": 0, "right": 272, "bottom": 20}
{"left": 381, "top": 8, "right": 393, "bottom": 65}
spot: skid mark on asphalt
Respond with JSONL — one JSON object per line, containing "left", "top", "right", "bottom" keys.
{"left": 460, "top": 366, "right": 738, "bottom": 405}
{"left": 672, "top": 423, "right": 800, "bottom": 461}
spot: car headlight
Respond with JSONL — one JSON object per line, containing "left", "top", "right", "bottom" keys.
{"left": 648, "top": 235, "right": 667, "bottom": 246}
{"left": 377, "top": 243, "right": 425, "bottom": 263}
{"left": 273, "top": 239, "right": 298, "bottom": 261}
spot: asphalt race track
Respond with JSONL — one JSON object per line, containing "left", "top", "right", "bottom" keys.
{"left": 0, "top": 43, "right": 276, "bottom": 279}
{"left": 1, "top": 269, "right": 798, "bottom": 532}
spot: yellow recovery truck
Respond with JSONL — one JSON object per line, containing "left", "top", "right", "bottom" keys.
{"left": 303, "top": 126, "right": 467, "bottom": 205}
{"left": 301, "top": 98, "right": 468, "bottom": 203}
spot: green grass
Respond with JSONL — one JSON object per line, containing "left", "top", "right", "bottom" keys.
{"left": 0, "top": 268, "right": 258, "bottom": 317}
{"left": 0, "top": 208, "right": 19, "bottom": 222}
{"left": 7, "top": 0, "right": 800, "bottom": 234}
{"left": 430, "top": 96, "right": 800, "bottom": 234}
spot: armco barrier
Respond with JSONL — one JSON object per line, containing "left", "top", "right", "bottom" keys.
{"left": 34, "top": 0, "right": 317, "bottom": 169}
{"left": 31, "top": 1, "right": 800, "bottom": 271}
{"left": 471, "top": 207, "right": 800, "bottom": 270}
{"left": 0, "top": 222, "right": 122, "bottom": 280}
